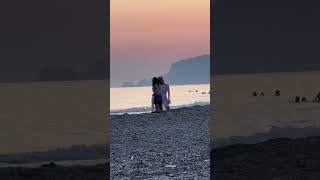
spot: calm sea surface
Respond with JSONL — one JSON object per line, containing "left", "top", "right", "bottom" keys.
{"left": 0, "top": 80, "right": 108, "bottom": 155}
{"left": 110, "top": 84, "right": 210, "bottom": 114}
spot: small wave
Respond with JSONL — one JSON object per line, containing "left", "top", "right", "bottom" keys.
{"left": 110, "top": 101, "right": 210, "bottom": 115}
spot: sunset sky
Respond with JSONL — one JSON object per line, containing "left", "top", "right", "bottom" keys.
{"left": 111, "top": 0, "right": 210, "bottom": 86}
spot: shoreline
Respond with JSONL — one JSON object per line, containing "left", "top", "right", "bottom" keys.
{"left": 110, "top": 101, "right": 210, "bottom": 115}
{"left": 211, "top": 71, "right": 320, "bottom": 179}
{"left": 212, "top": 126, "right": 320, "bottom": 149}
{"left": 0, "top": 159, "right": 107, "bottom": 168}
{"left": 0, "top": 162, "right": 109, "bottom": 180}
{"left": 0, "top": 144, "right": 109, "bottom": 165}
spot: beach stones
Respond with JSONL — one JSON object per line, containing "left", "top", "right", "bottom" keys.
{"left": 111, "top": 106, "right": 210, "bottom": 179}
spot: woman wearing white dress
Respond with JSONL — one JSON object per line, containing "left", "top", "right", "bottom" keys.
{"left": 158, "top": 77, "right": 171, "bottom": 110}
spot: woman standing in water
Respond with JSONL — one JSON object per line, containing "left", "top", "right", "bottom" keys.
{"left": 152, "top": 77, "right": 163, "bottom": 112}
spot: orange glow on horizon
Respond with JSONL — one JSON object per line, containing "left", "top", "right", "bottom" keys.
{"left": 111, "top": 0, "right": 210, "bottom": 56}
{"left": 111, "top": 0, "right": 210, "bottom": 85}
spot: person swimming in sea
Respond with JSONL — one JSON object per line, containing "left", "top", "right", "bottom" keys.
{"left": 314, "top": 92, "right": 320, "bottom": 102}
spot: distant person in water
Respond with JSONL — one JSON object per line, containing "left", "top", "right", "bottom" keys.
{"left": 302, "top": 97, "right": 307, "bottom": 102}
{"left": 158, "top": 77, "right": 171, "bottom": 110}
{"left": 252, "top": 91, "right": 258, "bottom": 96}
{"left": 152, "top": 77, "right": 162, "bottom": 112}
{"left": 314, "top": 92, "right": 320, "bottom": 102}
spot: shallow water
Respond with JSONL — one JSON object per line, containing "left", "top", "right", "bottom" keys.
{"left": 0, "top": 80, "right": 108, "bottom": 155}
{"left": 111, "top": 84, "right": 210, "bottom": 114}
{"left": 212, "top": 71, "right": 320, "bottom": 141}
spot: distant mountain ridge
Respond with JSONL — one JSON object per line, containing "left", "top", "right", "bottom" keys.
{"left": 122, "top": 55, "right": 210, "bottom": 87}
{"left": 37, "top": 58, "right": 108, "bottom": 81}
{"left": 163, "top": 55, "right": 210, "bottom": 85}
{"left": 123, "top": 0, "right": 320, "bottom": 87}
{"left": 0, "top": 58, "right": 107, "bottom": 83}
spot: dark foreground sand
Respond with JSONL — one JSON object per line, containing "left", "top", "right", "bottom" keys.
{"left": 212, "top": 136, "right": 320, "bottom": 180}
{"left": 111, "top": 105, "right": 210, "bottom": 179}
{"left": 0, "top": 144, "right": 109, "bottom": 179}
{"left": 0, "top": 163, "right": 108, "bottom": 180}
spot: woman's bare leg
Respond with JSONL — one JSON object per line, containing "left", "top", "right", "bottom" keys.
{"left": 155, "top": 104, "right": 160, "bottom": 112}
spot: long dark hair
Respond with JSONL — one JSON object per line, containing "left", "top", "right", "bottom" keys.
{"left": 152, "top": 77, "right": 159, "bottom": 86}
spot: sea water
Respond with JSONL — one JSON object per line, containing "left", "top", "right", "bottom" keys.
{"left": 110, "top": 84, "right": 210, "bottom": 114}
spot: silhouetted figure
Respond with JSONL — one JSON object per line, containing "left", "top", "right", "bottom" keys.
{"left": 260, "top": 92, "right": 265, "bottom": 96}
{"left": 196, "top": 90, "right": 198, "bottom": 92}
{"left": 41, "top": 162, "right": 57, "bottom": 167}
{"left": 152, "top": 77, "right": 162, "bottom": 112}
{"left": 253, "top": 91, "right": 258, "bottom": 96}
{"left": 295, "top": 96, "right": 301, "bottom": 103}
{"left": 315, "top": 92, "right": 320, "bottom": 102}
{"left": 302, "top": 97, "right": 307, "bottom": 102}
{"left": 274, "top": 90, "right": 280, "bottom": 96}
{"left": 158, "top": 77, "right": 171, "bottom": 111}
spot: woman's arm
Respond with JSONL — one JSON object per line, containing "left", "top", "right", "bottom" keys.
{"left": 152, "top": 86, "right": 156, "bottom": 95}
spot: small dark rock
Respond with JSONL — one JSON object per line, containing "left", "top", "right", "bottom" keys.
{"left": 40, "top": 162, "right": 58, "bottom": 168}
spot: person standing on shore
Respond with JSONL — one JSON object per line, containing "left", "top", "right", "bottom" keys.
{"left": 158, "top": 77, "right": 171, "bottom": 110}
{"left": 152, "top": 77, "right": 163, "bottom": 112}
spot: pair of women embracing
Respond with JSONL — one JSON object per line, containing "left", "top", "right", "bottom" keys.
{"left": 152, "top": 77, "right": 171, "bottom": 112}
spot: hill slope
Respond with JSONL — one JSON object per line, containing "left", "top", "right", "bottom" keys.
{"left": 163, "top": 55, "right": 210, "bottom": 85}
{"left": 122, "top": 55, "right": 210, "bottom": 87}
